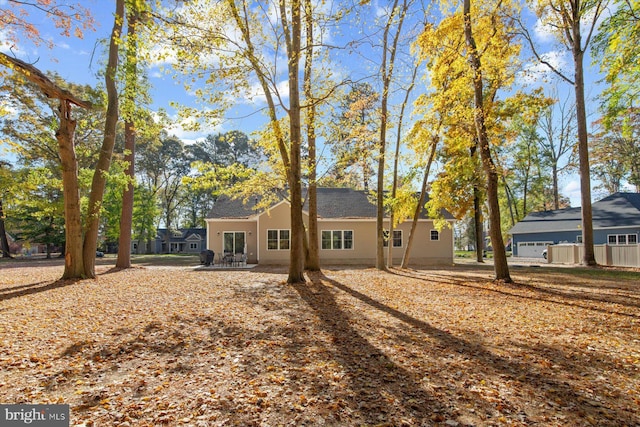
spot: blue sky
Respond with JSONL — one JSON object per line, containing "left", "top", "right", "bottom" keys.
{"left": 0, "top": 0, "right": 619, "bottom": 207}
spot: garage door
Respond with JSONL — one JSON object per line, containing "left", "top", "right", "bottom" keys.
{"left": 517, "top": 241, "right": 552, "bottom": 258}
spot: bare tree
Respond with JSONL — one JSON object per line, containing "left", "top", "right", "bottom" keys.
{"left": 539, "top": 88, "right": 576, "bottom": 210}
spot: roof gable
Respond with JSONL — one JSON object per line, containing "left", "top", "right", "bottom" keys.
{"left": 157, "top": 228, "right": 206, "bottom": 240}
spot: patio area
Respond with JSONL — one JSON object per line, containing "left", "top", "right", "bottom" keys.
{"left": 194, "top": 263, "right": 257, "bottom": 271}
{"left": 196, "top": 250, "right": 256, "bottom": 270}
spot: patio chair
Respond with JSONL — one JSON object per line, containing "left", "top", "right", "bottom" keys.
{"left": 222, "top": 252, "right": 234, "bottom": 266}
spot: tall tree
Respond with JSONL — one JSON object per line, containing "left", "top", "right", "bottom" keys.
{"left": 82, "top": 0, "right": 124, "bottom": 278}
{"left": 277, "top": 0, "right": 306, "bottom": 283}
{"left": 375, "top": 0, "right": 410, "bottom": 270}
{"left": 400, "top": 118, "right": 440, "bottom": 268}
{"left": 388, "top": 64, "right": 418, "bottom": 268}
{"left": 518, "top": 0, "right": 610, "bottom": 266}
{"left": 302, "top": 0, "right": 319, "bottom": 271}
{"left": 117, "top": 0, "right": 150, "bottom": 269}
{"left": 416, "top": 0, "right": 532, "bottom": 277}
{"left": 463, "top": 0, "right": 511, "bottom": 282}
{"left": 0, "top": 53, "right": 93, "bottom": 278}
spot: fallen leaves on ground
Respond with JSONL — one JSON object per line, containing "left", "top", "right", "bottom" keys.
{"left": 1, "top": 261, "right": 639, "bottom": 426}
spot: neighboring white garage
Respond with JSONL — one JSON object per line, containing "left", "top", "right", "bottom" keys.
{"left": 517, "top": 241, "right": 552, "bottom": 258}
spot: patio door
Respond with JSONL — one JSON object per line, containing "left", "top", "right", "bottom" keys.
{"left": 223, "top": 232, "right": 246, "bottom": 254}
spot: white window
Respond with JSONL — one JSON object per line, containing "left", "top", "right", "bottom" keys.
{"left": 189, "top": 242, "right": 198, "bottom": 250}
{"left": 383, "top": 230, "right": 402, "bottom": 247}
{"left": 608, "top": 234, "right": 637, "bottom": 245}
{"left": 321, "top": 230, "right": 353, "bottom": 250}
{"left": 430, "top": 230, "right": 439, "bottom": 241}
{"left": 267, "top": 229, "right": 290, "bottom": 250}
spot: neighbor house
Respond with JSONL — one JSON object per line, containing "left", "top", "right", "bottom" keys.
{"left": 131, "top": 228, "right": 207, "bottom": 254}
{"left": 510, "top": 192, "right": 640, "bottom": 258}
{"left": 205, "top": 187, "right": 455, "bottom": 266}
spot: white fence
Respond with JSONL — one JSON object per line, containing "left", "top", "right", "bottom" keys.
{"left": 547, "top": 244, "right": 640, "bottom": 267}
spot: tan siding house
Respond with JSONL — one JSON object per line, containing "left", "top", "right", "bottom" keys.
{"left": 206, "top": 188, "right": 454, "bottom": 266}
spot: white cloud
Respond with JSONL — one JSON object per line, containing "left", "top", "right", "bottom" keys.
{"left": 0, "top": 28, "right": 20, "bottom": 54}
{"left": 152, "top": 110, "right": 223, "bottom": 144}
{"left": 233, "top": 79, "right": 290, "bottom": 106}
{"left": 562, "top": 179, "right": 582, "bottom": 207}
{"left": 518, "top": 50, "right": 569, "bottom": 86}
{"left": 533, "top": 15, "right": 558, "bottom": 44}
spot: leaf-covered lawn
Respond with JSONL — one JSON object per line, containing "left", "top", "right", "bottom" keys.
{"left": 1, "top": 262, "right": 638, "bottom": 426}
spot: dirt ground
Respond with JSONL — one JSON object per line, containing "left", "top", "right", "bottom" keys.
{"left": 1, "top": 260, "right": 639, "bottom": 426}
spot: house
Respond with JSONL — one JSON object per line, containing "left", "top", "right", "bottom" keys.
{"left": 205, "top": 187, "right": 455, "bottom": 266}
{"left": 131, "top": 228, "right": 207, "bottom": 254}
{"left": 510, "top": 192, "right": 640, "bottom": 258}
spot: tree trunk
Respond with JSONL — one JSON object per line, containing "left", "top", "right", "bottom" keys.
{"left": 281, "top": 0, "right": 305, "bottom": 283}
{"left": 388, "top": 63, "right": 417, "bottom": 268}
{"left": 552, "top": 163, "right": 559, "bottom": 210}
{"left": 376, "top": 0, "right": 404, "bottom": 270}
{"left": 573, "top": 40, "right": 596, "bottom": 266}
{"left": 473, "top": 185, "right": 484, "bottom": 262}
{"left": 116, "top": 119, "right": 135, "bottom": 268}
{"left": 57, "top": 100, "right": 85, "bottom": 279}
{"left": 303, "top": 0, "right": 319, "bottom": 271}
{"left": 464, "top": 0, "right": 511, "bottom": 283}
{"left": 82, "top": 0, "right": 123, "bottom": 278}
{"left": 116, "top": 8, "right": 139, "bottom": 269}
{"left": 401, "top": 136, "right": 437, "bottom": 268}
{"left": 0, "top": 199, "right": 12, "bottom": 258}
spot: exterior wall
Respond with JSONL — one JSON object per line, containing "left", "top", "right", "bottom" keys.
{"left": 206, "top": 219, "right": 258, "bottom": 264}
{"left": 513, "top": 227, "right": 639, "bottom": 257}
{"left": 594, "top": 227, "right": 639, "bottom": 245}
{"left": 257, "top": 202, "right": 295, "bottom": 264}
{"left": 389, "top": 221, "right": 454, "bottom": 266}
{"left": 207, "top": 205, "right": 454, "bottom": 266}
{"left": 258, "top": 217, "right": 453, "bottom": 266}
{"left": 317, "top": 220, "right": 376, "bottom": 265}
{"left": 512, "top": 231, "right": 583, "bottom": 256}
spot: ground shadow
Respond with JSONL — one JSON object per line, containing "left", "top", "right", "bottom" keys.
{"left": 391, "top": 267, "right": 640, "bottom": 318}
{"left": 0, "top": 278, "right": 80, "bottom": 302}
{"left": 294, "top": 271, "right": 450, "bottom": 424}
{"left": 315, "top": 270, "right": 637, "bottom": 425}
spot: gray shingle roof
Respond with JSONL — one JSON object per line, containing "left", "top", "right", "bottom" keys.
{"left": 510, "top": 192, "right": 640, "bottom": 234}
{"left": 207, "top": 187, "right": 453, "bottom": 220}
{"left": 207, "top": 195, "right": 261, "bottom": 219}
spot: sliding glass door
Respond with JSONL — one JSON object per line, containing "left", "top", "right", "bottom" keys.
{"left": 223, "top": 232, "right": 246, "bottom": 254}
